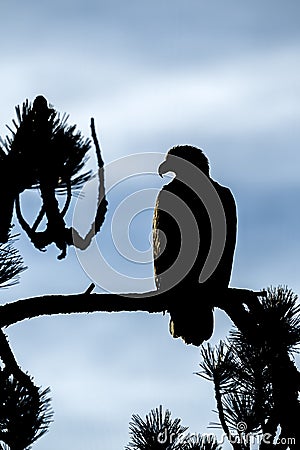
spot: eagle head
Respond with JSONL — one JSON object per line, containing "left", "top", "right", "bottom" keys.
{"left": 158, "top": 145, "right": 210, "bottom": 177}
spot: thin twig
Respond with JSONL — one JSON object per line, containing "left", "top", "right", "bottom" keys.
{"left": 91, "top": 117, "right": 104, "bottom": 168}
{"left": 15, "top": 195, "right": 35, "bottom": 239}
{"left": 84, "top": 283, "right": 95, "bottom": 294}
{"left": 67, "top": 117, "right": 108, "bottom": 249}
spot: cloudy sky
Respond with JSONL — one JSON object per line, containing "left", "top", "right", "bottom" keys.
{"left": 1, "top": 1, "right": 300, "bottom": 448}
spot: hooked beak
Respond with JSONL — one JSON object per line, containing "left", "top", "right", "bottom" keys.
{"left": 158, "top": 160, "right": 168, "bottom": 178}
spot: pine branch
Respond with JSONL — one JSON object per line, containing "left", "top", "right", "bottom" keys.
{"left": 213, "top": 376, "right": 239, "bottom": 449}
{"left": 0, "top": 240, "right": 26, "bottom": 288}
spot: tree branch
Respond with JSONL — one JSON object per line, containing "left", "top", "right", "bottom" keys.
{"left": 12, "top": 117, "right": 107, "bottom": 258}
{"left": 65, "top": 117, "right": 108, "bottom": 249}
{"left": 0, "top": 287, "right": 265, "bottom": 329}
{"left": 0, "top": 328, "right": 38, "bottom": 392}
{"left": 213, "top": 377, "right": 242, "bottom": 450}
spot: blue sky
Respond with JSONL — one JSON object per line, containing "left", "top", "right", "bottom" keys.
{"left": 1, "top": 1, "right": 300, "bottom": 448}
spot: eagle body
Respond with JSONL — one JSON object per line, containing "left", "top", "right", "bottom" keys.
{"left": 153, "top": 146, "right": 237, "bottom": 346}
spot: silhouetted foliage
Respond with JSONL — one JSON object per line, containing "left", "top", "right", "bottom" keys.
{"left": 125, "top": 405, "right": 221, "bottom": 450}
{"left": 198, "top": 286, "right": 300, "bottom": 449}
{"left": 0, "top": 240, "right": 26, "bottom": 288}
{"left": 0, "top": 230, "right": 52, "bottom": 450}
{"left": 125, "top": 405, "right": 188, "bottom": 450}
{"left": 0, "top": 96, "right": 107, "bottom": 259}
{"left": 182, "top": 434, "right": 221, "bottom": 450}
{"left": 0, "top": 367, "right": 53, "bottom": 450}
{"left": 0, "top": 96, "right": 91, "bottom": 246}
{"left": 2, "top": 96, "right": 91, "bottom": 191}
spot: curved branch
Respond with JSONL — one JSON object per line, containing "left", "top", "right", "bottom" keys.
{"left": 213, "top": 377, "right": 242, "bottom": 450}
{"left": 0, "top": 328, "right": 21, "bottom": 372}
{"left": 15, "top": 196, "right": 50, "bottom": 252}
{"left": 32, "top": 204, "right": 46, "bottom": 232}
{"left": 31, "top": 178, "right": 72, "bottom": 231}
{"left": 66, "top": 118, "right": 108, "bottom": 250}
{"left": 0, "top": 328, "right": 37, "bottom": 391}
{"left": 15, "top": 195, "right": 35, "bottom": 239}
{"left": 0, "top": 287, "right": 265, "bottom": 329}
{"left": 91, "top": 117, "right": 104, "bottom": 168}
{"left": 15, "top": 119, "right": 107, "bottom": 257}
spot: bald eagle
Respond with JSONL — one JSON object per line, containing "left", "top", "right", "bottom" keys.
{"left": 153, "top": 145, "right": 237, "bottom": 346}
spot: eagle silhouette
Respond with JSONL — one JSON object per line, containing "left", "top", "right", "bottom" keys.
{"left": 153, "top": 145, "right": 237, "bottom": 346}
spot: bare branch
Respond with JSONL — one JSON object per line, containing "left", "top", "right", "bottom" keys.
{"left": 15, "top": 195, "right": 35, "bottom": 240}
{"left": 0, "top": 287, "right": 265, "bottom": 330}
{"left": 84, "top": 282, "right": 96, "bottom": 294}
{"left": 31, "top": 205, "right": 45, "bottom": 232}
{"left": 0, "top": 328, "right": 37, "bottom": 392}
{"left": 90, "top": 117, "right": 104, "bottom": 168}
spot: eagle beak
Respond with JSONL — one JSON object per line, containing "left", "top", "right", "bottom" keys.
{"left": 158, "top": 160, "right": 168, "bottom": 178}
